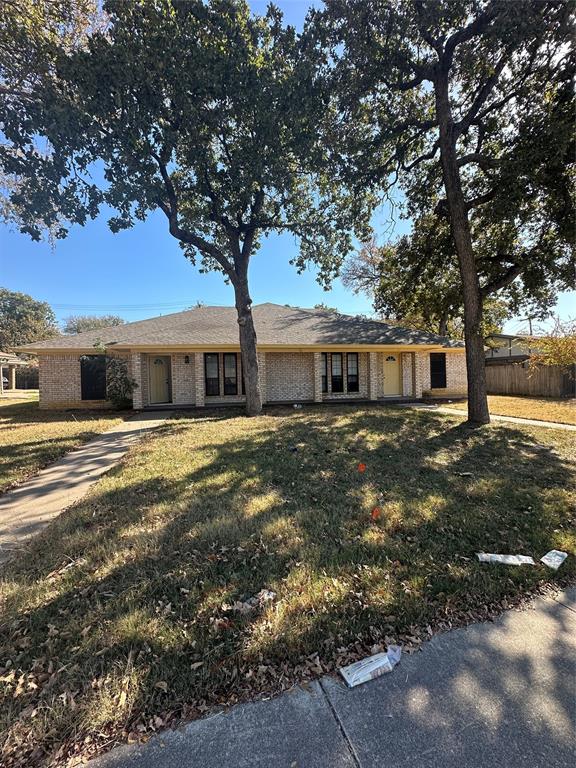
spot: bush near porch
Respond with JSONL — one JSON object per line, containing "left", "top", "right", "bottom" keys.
{"left": 0, "top": 405, "right": 574, "bottom": 766}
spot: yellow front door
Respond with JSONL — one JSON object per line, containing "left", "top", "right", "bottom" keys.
{"left": 383, "top": 354, "right": 401, "bottom": 396}
{"left": 149, "top": 356, "right": 171, "bottom": 404}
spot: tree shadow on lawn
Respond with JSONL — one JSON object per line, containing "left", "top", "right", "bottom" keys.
{"left": 0, "top": 406, "right": 574, "bottom": 766}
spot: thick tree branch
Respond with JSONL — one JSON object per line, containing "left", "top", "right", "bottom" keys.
{"left": 152, "top": 152, "right": 235, "bottom": 281}
{"left": 466, "top": 189, "right": 496, "bottom": 210}
{"left": 455, "top": 54, "right": 508, "bottom": 137}
{"left": 457, "top": 153, "right": 499, "bottom": 170}
{"left": 481, "top": 264, "right": 523, "bottom": 297}
{"left": 443, "top": 2, "right": 500, "bottom": 63}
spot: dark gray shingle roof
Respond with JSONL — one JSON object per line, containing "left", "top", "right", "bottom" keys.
{"left": 18, "top": 303, "right": 464, "bottom": 351}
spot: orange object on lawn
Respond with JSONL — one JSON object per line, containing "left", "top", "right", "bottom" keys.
{"left": 371, "top": 507, "right": 381, "bottom": 521}
{"left": 358, "top": 463, "right": 367, "bottom": 473}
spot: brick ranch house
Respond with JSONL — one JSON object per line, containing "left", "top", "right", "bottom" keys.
{"left": 18, "top": 303, "right": 467, "bottom": 410}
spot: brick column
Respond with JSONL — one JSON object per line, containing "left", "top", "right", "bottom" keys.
{"left": 131, "top": 353, "right": 143, "bottom": 409}
{"left": 194, "top": 352, "right": 205, "bottom": 407}
{"left": 8, "top": 365, "right": 16, "bottom": 390}
{"left": 414, "top": 352, "right": 426, "bottom": 398}
{"left": 401, "top": 353, "right": 413, "bottom": 397}
{"left": 257, "top": 351, "right": 267, "bottom": 404}
{"left": 313, "top": 352, "right": 323, "bottom": 402}
{"left": 368, "top": 352, "right": 379, "bottom": 400}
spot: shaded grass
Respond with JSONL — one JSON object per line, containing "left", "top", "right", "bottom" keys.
{"left": 0, "top": 399, "right": 124, "bottom": 493}
{"left": 0, "top": 405, "right": 574, "bottom": 766}
{"left": 444, "top": 395, "right": 576, "bottom": 425}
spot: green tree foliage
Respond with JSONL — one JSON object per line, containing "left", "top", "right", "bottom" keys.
{"left": 0, "top": 288, "right": 59, "bottom": 348}
{"left": 313, "top": 0, "right": 575, "bottom": 424}
{"left": 342, "top": 217, "right": 546, "bottom": 338}
{"left": 62, "top": 314, "right": 125, "bottom": 334}
{"left": 0, "top": 0, "right": 104, "bottom": 234}
{"left": 5, "top": 0, "right": 371, "bottom": 414}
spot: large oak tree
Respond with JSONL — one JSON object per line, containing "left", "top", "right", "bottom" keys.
{"left": 313, "top": 0, "right": 574, "bottom": 424}
{"left": 3, "top": 0, "right": 371, "bottom": 414}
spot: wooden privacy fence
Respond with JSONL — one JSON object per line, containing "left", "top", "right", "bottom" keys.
{"left": 485, "top": 362, "right": 576, "bottom": 397}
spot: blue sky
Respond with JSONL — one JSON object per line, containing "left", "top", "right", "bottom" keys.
{"left": 0, "top": 0, "right": 573, "bottom": 333}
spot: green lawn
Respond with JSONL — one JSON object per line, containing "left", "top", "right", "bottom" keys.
{"left": 0, "top": 398, "right": 124, "bottom": 493}
{"left": 0, "top": 405, "right": 574, "bottom": 766}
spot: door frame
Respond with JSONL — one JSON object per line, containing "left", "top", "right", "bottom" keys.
{"left": 148, "top": 354, "right": 172, "bottom": 404}
{"left": 382, "top": 353, "right": 402, "bottom": 397}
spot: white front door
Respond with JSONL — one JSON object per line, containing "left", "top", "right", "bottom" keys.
{"left": 149, "top": 356, "right": 172, "bottom": 404}
{"left": 383, "top": 354, "right": 401, "bottom": 396}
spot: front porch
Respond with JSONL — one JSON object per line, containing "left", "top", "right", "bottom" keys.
{"left": 130, "top": 349, "right": 464, "bottom": 409}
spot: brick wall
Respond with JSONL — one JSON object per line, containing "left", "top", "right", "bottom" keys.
{"left": 446, "top": 353, "right": 467, "bottom": 393}
{"left": 266, "top": 352, "right": 315, "bottom": 402}
{"left": 38, "top": 348, "right": 468, "bottom": 408}
{"left": 38, "top": 351, "right": 130, "bottom": 409}
{"left": 171, "top": 353, "right": 196, "bottom": 405}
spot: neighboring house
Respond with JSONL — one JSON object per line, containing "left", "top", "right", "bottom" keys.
{"left": 18, "top": 303, "right": 467, "bottom": 410}
{"left": 0, "top": 351, "right": 26, "bottom": 393}
{"left": 485, "top": 333, "right": 532, "bottom": 364}
{"left": 484, "top": 332, "right": 574, "bottom": 397}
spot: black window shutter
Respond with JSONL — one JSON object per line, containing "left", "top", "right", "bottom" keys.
{"left": 430, "top": 353, "right": 447, "bottom": 388}
{"left": 81, "top": 356, "right": 107, "bottom": 400}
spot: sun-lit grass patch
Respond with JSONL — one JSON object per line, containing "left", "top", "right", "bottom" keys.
{"left": 0, "top": 404, "right": 574, "bottom": 766}
{"left": 0, "top": 399, "right": 124, "bottom": 492}
{"left": 443, "top": 395, "right": 576, "bottom": 425}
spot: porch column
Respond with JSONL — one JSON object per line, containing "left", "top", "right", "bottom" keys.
{"left": 313, "top": 352, "right": 323, "bottom": 403}
{"left": 194, "top": 352, "right": 205, "bottom": 407}
{"left": 8, "top": 365, "right": 16, "bottom": 390}
{"left": 368, "top": 352, "right": 379, "bottom": 400}
{"left": 414, "top": 352, "right": 426, "bottom": 398}
{"left": 257, "top": 351, "right": 267, "bottom": 405}
{"left": 131, "top": 353, "right": 143, "bottom": 409}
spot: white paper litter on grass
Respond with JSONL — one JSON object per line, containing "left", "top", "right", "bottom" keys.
{"left": 540, "top": 550, "right": 568, "bottom": 570}
{"left": 476, "top": 553, "right": 535, "bottom": 566}
{"left": 339, "top": 646, "right": 402, "bottom": 688}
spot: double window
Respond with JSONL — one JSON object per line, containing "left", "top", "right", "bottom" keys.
{"left": 322, "top": 352, "right": 359, "bottom": 394}
{"left": 80, "top": 355, "right": 107, "bottom": 400}
{"left": 204, "top": 353, "right": 242, "bottom": 396}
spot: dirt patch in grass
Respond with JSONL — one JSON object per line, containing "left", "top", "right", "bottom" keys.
{"left": 444, "top": 395, "right": 576, "bottom": 425}
{"left": 0, "top": 406, "right": 574, "bottom": 766}
{"left": 0, "top": 400, "right": 125, "bottom": 493}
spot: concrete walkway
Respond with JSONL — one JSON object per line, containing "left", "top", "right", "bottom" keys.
{"left": 88, "top": 588, "right": 576, "bottom": 768}
{"left": 0, "top": 411, "right": 168, "bottom": 564}
{"left": 405, "top": 403, "right": 576, "bottom": 431}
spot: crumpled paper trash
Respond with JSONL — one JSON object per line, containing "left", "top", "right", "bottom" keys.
{"left": 339, "top": 645, "right": 402, "bottom": 688}
{"left": 540, "top": 550, "right": 568, "bottom": 570}
{"left": 476, "top": 553, "right": 535, "bottom": 566}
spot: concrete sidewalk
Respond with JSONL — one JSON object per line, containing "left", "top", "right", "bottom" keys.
{"left": 0, "top": 411, "right": 168, "bottom": 564}
{"left": 88, "top": 588, "right": 575, "bottom": 768}
{"left": 404, "top": 403, "right": 576, "bottom": 431}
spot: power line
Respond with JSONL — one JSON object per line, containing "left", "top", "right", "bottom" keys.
{"left": 51, "top": 300, "right": 197, "bottom": 311}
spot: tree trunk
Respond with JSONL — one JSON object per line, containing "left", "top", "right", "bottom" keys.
{"left": 438, "top": 315, "right": 448, "bottom": 337}
{"left": 434, "top": 70, "right": 490, "bottom": 425}
{"left": 233, "top": 277, "right": 262, "bottom": 416}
